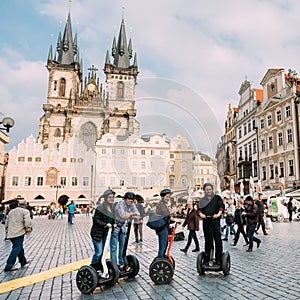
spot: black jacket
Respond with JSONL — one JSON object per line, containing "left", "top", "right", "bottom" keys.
{"left": 90, "top": 202, "right": 114, "bottom": 242}
{"left": 244, "top": 204, "right": 259, "bottom": 225}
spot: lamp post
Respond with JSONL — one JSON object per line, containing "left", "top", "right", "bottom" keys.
{"left": 50, "top": 184, "right": 64, "bottom": 207}
{"left": 0, "top": 116, "right": 15, "bottom": 133}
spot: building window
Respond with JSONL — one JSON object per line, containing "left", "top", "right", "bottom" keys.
{"left": 102, "top": 148, "right": 106, "bottom": 154}
{"left": 238, "top": 128, "right": 242, "bottom": 139}
{"left": 181, "top": 177, "right": 187, "bottom": 187}
{"left": 279, "top": 162, "right": 284, "bottom": 178}
{"left": 12, "top": 176, "right": 19, "bottom": 186}
{"left": 182, "top": 162, "right": 187, "bottom": 173}
{"left": 54, "top": 80, "right": 57, "bottom": 90}
{"left": 18, "top": 157, "right": 25, "bottom": 162}
{"left": 268, "top": 136, "right": 273, "bottom": 149}
{"left": 100, "top": 176, "right": 105, "bottom": 187}
{"left": 248, "top": 122, "right": 251, "bottom": 133}
{"left": 59, "top": 78, "right": 66, "bottom": 96}
{"left": 62, "top": 157, "right": 67, "bottom": 163}
{"left": 24, "top": 176, "right": 31, "bottom": 186}
{"left": 160, "top": 150, "right": 164, "bottom": 155}
{"left": 78, "top": 158, "right": 84, "bottom": 163}
{"left": 261, "top": 139, "right": 265, "bottom": 152}
{"left": 262, "top": 166, "right": 266, "bottom": 180}
{"left": 120, "top": 178, "right": 125, "bottom": 186}
{"left": 170, "top": 154, "right": 174, "bottom": 159}
{"left": 286, "top": 105, "right": 291, "bottom": 117}
{"left": 60, "top": 177, "right": 66, "bottom": 186}
{"left": 289, "top": 160, "right": 294, "bottom": 176}
{"left": 267, "top": 115, "right": 272, "bottom": 126}
{"left": 169, "top": 162, "right": 175, "bottom": 172}
{"left": 276, "top": 110, "right": 282, "bottom": 122}
{"left": 244, "top": 125, "right": 247, "bottom": 135}
{"left": 110, "top": 176, "right": 116, "bottom": 187}
{"left": 100, "top": 160, "right": 106, "bottom": 169}
{"left": 37, "top": 177, "right": 43, "bottom": 186}
{"left": 141, "top": 177, "right": 146, "bottom": 187}
{"left": 253, "top": 161, "right": 258, "bottom": 177}
{"left": 141, "top": 150, "right": 146, "bottom": 155}
{"left": 120, "top": 149, "right": 125, "bottom": 155}
{"left": 141, "top": 161, "right": 146, "bottom": 169}
{"left": 132, "top": 176, "right": 137, "bottom": 186}
{"left": 70, "top": 158, "right": 76, "bottom": 163}
{"left": 169, "top": 177, "right": 175, "bottom": 187}
{"left": 278, "top": 132, "right": 283, "bottom": 146}
{"left": 117, "top": 81, "right": 124, "bottom": 98}
{"left": 132, "top": 149, "right": 137, "bottom": 155}
{"left": 287, "top": 129, "right": 292, "bottom": 143}
{"left": 253, "top": 140, "right": 257, "bottom": 154}
{"left": 117, "top": 120, "right": 121, "bottom": 128}
{"left": 27, "top": 157, "right": 32, "bottom": 162}
{"left": 83, "top": 177, "right": 89, "bottom": 186}
{"left": 54, "top": 128, "right": 61, "bottom": 137}
{"left": 239, "top": 148, "right": 242, "bottom": 160}
{"left": 151, "top": 150, "right": 154, "bottom": 155}
{"left": 71, "top": 177, "right": 78, "bottom": 186}
{"left": 131, "top": 160, "right": 137, "bottom": 169}
{"left": 270, "top": 165, "right": 274, "bottom": 179}
{"left": 120, "top": 160, "right": 125, "bottom": 169}
{"left": 35, "top": 157, "right": 41, "bottom": 162}
{"left": 260, "top": 118, "right": 264, "bottom": 129}
{"left": 252, "top": 119, "right": 256, "bottom": 129}
{"left": 249, "top": 143, "right": 252, "bottom": 156}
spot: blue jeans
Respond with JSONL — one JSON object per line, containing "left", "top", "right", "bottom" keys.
{"left": 156, "top": 226, "right": 169, "bottom": 258}
{"left": 225, "top": 224, "right": 236, "bottom": 239}
{"left": 110, "top": 228, "right": 126, "bottom": 265}
{"left": 68, "top": 213, "right": 74, "bottom": 224}
{"left": 91, "top": 232, "right": 108, "bottom": 270}
{"left": 5, "top": 235, "right": 27, "bottom": 270}
{"left": 246, "top": 224, "right": 261, "bottom": 249}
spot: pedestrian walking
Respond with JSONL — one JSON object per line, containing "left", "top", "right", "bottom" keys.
{"left": 110, "top": 192, "right": 140, "bottom": 270}
{"left": 90, "top": 189, "right": 115, "bottom": 273}
{"left": 68, "top": 200, "right": 76, "bottom": 224}
{"left": 255, "top": 193, "right": 268, "bottom": 235}
{"left": 287, "top": 197, "right": 294, "bottom": 222}
{"left": 242, "top": 195, "right": 261, "bottom": 252}
{"left": 4, "top": 199, "right": 32, "bottom": 271}
{"left": 232, "top": 200, "right": 248, "bottom": 246}
{"left": 222, "top": 199, "right": 236, "bottom": 241}
{"left": 133, "top": 198, "right": 145, "bottom": 243}
{"left": 180, "top": 201, "right": 200, "bottom": 253}
{"left": 197, "top": 183, "right": 223, "bottom": 265}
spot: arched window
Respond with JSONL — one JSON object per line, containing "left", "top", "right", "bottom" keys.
{"left": 117, "top": 81, "right": 124, "bottom": 98}
{"left": 117, "top": 120, "right": 121, "bottom": 128}
{"left": 54, "top": 128, "right": 61, "bottom": 137}
{"left": 59, "top": 78, "right": 66, "bottom": 96}
{"left": 54, "top": 81, "right": 57, "bottom": 91}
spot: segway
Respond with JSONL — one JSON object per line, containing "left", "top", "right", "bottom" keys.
{"left": 149, "top": 222, "right": 178, "bottom": 285}
{"left": 76, "top": 227, "right": 120, "bottom": 294}
{"left": 196, "top": 216, "right": 230, "bottom": 276}
{"left": 118, "top": 219, "right": 140, "bottom": 279}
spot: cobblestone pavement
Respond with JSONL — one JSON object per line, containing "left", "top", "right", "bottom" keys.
{"left": 0, "top": 215, "right": 300, "bottom": 300}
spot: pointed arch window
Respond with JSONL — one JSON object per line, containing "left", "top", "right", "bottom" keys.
{"left": 59, "top": 78, "right": 66, "bottom": 96}
{"left": 54, "top": 128, "right": 61, "bottom": 137}
{"left": 117, "top": 81, "right": 124, "bottom": 98}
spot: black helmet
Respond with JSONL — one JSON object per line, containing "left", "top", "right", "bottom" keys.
{"left": 102, "top": 189, "right": 116, "bottom": 200}
{"left": 160, "top": 189, "right": 172, "bottom": 197}
{"left": 124, "top": 191, "right": 136, "bottom": 200}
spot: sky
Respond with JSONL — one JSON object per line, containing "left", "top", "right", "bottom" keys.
{"left": 1, "top": 0, "right": 300, "bottom": 157}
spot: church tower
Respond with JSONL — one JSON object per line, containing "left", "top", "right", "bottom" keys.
{"left": 38, "top": 13, "right": 105, "bottom": 150}
{"left": 102, "top": 17, "right": 140, "bottom": 137}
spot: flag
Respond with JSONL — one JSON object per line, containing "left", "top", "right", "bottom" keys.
{"left": 279, "top": 177, "right": 285, "bottom": 196}
{"left": 230, "top": 179, "right": 235, "bottom": 199}
{"left": 240, "top": 181, "right": 244, "bottom": 197}
{"left": 257, "top": 180, "right": 262, "bottom": 193}
{"left": 249, "top": 176, "right": 254, "bottom": 197}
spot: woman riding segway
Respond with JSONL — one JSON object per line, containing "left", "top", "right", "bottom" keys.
{"left": 76, "top": 190, "right": 120, "bottom": 294}
{"left": 148, "top": 189, "right": 180, "bottom": 284}
{"left": 196, "top": 183, "right": 230, "bottom": 276}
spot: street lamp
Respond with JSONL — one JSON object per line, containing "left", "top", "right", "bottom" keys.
{"left": 0, "top": 117, "right": 15, "bottom": 133}
{"left": 50, "top": 184, "right": 64, "bottom": 207}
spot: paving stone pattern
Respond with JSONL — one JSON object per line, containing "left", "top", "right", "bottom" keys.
{"left": 0, "top": 215, "right": 300, "bottom": 300}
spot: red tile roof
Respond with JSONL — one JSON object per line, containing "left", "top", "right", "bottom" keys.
{"left": 253, "top": 88, "right": 263, "bottom": 103}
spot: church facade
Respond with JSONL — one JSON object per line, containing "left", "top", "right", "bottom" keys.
{"left": 5, "top": 12, "right": 196, "bottom": 206}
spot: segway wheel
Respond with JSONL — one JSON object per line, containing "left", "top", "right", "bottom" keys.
{"left": 221, "top": 251, "right": 231, "bottom": 276}
{"left": 126, "top": 254, "right": 140, "bottom": 279}
{"left": 196, "top": 252, "right": 206, "bottom": 275}
{"left": 76, "top": 265, "right": 98, "bottom": 294}
{"left": 149, "top": 258, "right": 174, "bottom": 285}
{"left": 103, "top": 260, "right": 120, "bottom": 287}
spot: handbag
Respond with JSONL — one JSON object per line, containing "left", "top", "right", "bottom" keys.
{"left": 225, "top": 214, "right": 234, "bottom": 225}
{"left": 146, "top": 213, "right": 168, "bottom": 230}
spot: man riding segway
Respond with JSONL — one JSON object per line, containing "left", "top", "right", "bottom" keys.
{"left": 197, "top": 183, "right": 230, "bottom": 275}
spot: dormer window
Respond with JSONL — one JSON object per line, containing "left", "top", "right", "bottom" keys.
{"left": 270, "top": 84, "right": 275, "bottom": 92}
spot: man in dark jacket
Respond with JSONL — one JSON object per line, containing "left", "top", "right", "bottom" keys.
{"left": 255, "top": 193, "right": 268, "bottom": 235}
{"left": 242, "top": 196, "right": 261, "bottom": 252}
{"left": 198, "top": 183, "right": 223, "bottom": 265}
{"left": 232, "top": 200, "right": 248, "bottom": 246}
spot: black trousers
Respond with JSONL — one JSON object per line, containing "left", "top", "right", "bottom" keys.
{"left": 233, "top": 223, "right": 248, "bottom": 245}
{"left": 202, "top": 219, "right": 223, "bottom": 263}
{"left": 256, "top": 214, "right": 267, "bottom": 234}
{"left": 184, "top": 230, "right": 199, "bottom": 250}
